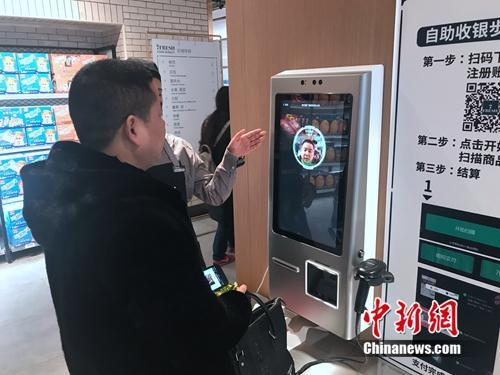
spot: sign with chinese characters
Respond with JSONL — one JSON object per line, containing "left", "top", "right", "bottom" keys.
{"left": 152, "top": 39, "right": 222, "bottom": 150}
{"left": 384, "top": 1, "right": 500, "bottom": 375}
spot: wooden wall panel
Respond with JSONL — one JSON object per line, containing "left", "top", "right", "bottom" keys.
{"left": 227, "top": 0, "right": 396, "bottom": 295}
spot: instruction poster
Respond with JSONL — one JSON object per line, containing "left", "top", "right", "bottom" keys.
{"left": 152, "top": 39, "right": 222, "bottom": 149}
{"left": 384, "top": 0, "right": 500, "bottom": 374}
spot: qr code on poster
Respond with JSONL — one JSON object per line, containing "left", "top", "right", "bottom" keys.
{"left": 463, "top": 82, "right": 500, "bottom": 133}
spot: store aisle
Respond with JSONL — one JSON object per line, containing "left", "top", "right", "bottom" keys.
{"left": 0, "top": 215, "right": 224, "bottom": 375}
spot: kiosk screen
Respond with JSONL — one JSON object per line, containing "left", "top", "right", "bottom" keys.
{"left": 273, "top": 93, "right": 353, "bottom": 256}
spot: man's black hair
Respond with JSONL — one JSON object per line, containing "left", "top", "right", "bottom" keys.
{"left": 129, "top": 58, "right": 162, "bottom": 81}
{"left": 68, "top": 59, "right": 156, "bottom": 151}
{"left": 301, "top": 139, "right": 316, "bottom": 147}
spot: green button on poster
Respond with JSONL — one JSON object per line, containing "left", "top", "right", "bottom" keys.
{"left": 420, "top": 242, "right": 474, "bottom": 274}
{"left": 425, "top": 214, "right": 500, "bottom": 248}
{"left": 480, "top": 259, "right": 500, "bottom": 283}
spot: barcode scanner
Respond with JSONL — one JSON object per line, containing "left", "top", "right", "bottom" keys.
{"left": 354, "top": 259, "right": 394, "bottom": 314}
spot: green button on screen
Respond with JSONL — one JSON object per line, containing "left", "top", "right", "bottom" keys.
{"left": 425, "top": 214, "right": 500, "bottom": 248}
{"left": 480, "top": 259, "right": 500, "bottom": 283}
{"left": 420, "top": 242, "right": 474, "bottom": 274}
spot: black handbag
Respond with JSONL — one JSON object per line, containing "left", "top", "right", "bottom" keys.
{"left": 231, "top": 292, "right": 295, "bottom": 375}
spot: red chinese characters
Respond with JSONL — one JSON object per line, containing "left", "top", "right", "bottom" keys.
{"left": 362, "top": 298, "right": 459, "bottom": 338}
{"left": 394, "top": 300, "right": 423, "bottom": 335}
{"left": 427, "top": 299, "right": 459, "bottom": 337}
{"left": 363, "top": 297, "right": 391, "bottom": 338}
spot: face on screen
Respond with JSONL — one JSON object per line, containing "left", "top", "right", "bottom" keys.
{"left": 300, "top": 141, "right": 315, "bottom": 163}
{"left": 293, "top": 126, "right": 326, "bottom": 170}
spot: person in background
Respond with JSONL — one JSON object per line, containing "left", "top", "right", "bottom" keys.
{"left": 20, "top": 59, "right": 251, "bottom": 375}
{"left": 200, "top": 86, "right": 242, "bottom": 266}
{"left": 140, "top": 60, "right": 265, "bottom": 266}
{"left": 141, "top": 60, "right": 265, "bottom": 208}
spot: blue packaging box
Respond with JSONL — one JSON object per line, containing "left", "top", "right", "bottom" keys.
{"left": 0, "top": 74, "right": 20, "bottom": 94}
{"left": 26, "top": 151, "right": 49, "bottom": 164}
{"left": 0, "top": 52, "right": 18, "bottom": 73}
{"left": 7, "top": 225, "right": 33, "bottom": 249}
{"left": 0, "top": 128, "right": 27, "bottom": 148}
{"left": 16, "top": 53, "right": 50, "bottom": 73}
{"left": 19, "top": 73, "right": 53, "bottom": 94}
{"left": 0, "top": 107, "right": 25, "bottom": 128}
{"left": 0, "top": 175, "right": 23, "bottom": 199}
{"left": 4, "top": 206, "right": 26, "bottom": 228}
{"left": 0, "top": 108, "right": 5, "bottom": 128}
{"left": 0, "top": 155, "right": 26, "bottom": 178}
{"left": 26, "top": 126, "right": 58, "bottom": 146}
{"left": 22, "top": 106, "right": 55, "bottom": 126}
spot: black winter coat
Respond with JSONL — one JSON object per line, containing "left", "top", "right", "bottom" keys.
{"left": 21, "top": 141, "right": 251, "bottom": 375}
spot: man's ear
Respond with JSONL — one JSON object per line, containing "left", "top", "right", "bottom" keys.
{"left": 123, "top": 114, "right": 141, "bottom": 146}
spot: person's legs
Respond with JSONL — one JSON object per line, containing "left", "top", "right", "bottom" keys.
{"left": 212, "top": 222, "right": 227, "bottom": 261}
{"left": 226, "top": 212, "right": 235, "bottom": 254}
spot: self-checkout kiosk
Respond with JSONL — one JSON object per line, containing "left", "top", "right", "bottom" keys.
{"left": 268, "top": 66, "right": 384, "bottom": 340}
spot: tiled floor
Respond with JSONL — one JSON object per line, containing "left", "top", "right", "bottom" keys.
{"left": 0, "top": 215, "right": 225, "bottom": 375}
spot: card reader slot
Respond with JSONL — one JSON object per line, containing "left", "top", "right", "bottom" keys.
{"left": 272, "top": 257, "right": 300, "bottom": 273}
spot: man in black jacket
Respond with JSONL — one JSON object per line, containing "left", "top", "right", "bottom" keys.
{"left": 20, "top": 59, "right": 251, "bottom": 374}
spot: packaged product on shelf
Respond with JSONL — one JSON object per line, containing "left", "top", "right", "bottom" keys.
{"left": 320, "top": 120, "right": 329, "bottom": 134}
{"left": 0, "top": 52, "right": 18, "bottom": 73}
{"left": 19, "top": 73, "right": 53, "bottom": 93}
{"left": 80, "top": 54, "right": 107, "bottom": 66}
{"left": 326, "top": 147, "right": 336, "bottom": 162}
{"left": 4, "top": 206, "right": 26, "bottom": 228}
{"left": 315, "top": 175, "right": 325, "bottom": 188}
{"left": 330, "top": 119, "right": 339, "bottom": 134}
{"left": 50, "top": 54, "right": 83, "bottom": 93}
{"left": 0, "top": 74, "right": 21, "bottom": 94}
{"left": 7, "top": 225, "right": 33, "bottom": 248}
{"left": 0, "top": 175, "right": 23, "bottom": 199}
{"left": 51, "top": 54, "right": 107, "bottom": 93}
{"left": 22, "top": 106, "right": 55, "bottom": 126}
{"left": 0, "top": 155, "right": 27, "bottom": 178}
{"left": 0, "top": 107, "right": 5, "bottom": 128}
{"left": 26, "top": 126, "right": 58, "bottom": 146}
{"left": 340, "top": 148, "right": 348, "bottom": 161}
{"left": 333, "top": 147, "right": 340, "bottom": 162}
{"left": 16, "top": 53, "right": 50, "bottom": 73}
{"left": 337, "top": 119, "right": 345, "bottom": 134}
{"left": 325, "top": 174, "right": 335, "bottom": 188}
{"left": 0, "top": 128, "right": 27, "bottom": 148}
{"left": 0, "top": 107, "right": 25, "bottom": 128}
{"left": 26, "top": 151, "right": 49, "bottom": 164}
{"left": 56, "top": 123, "right": 78, "bottom": 141}
{"left": 341, "top": 119, "right": 349, "bottom": 134}
{"left": 52, "top": 105, "right": 71, "bottom": 125}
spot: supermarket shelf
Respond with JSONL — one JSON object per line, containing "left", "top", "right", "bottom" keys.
{"left": 316, "top": 187, "right": 336, "bottom": 194}
{"left": 11, "top": 241, "right": 39, "bottom": 252}
{"left": 0, "top": 144, "right": 52, "bottom": 155}
{"left": 1, "top": 196, "right": 23, "bottom": 206}
{"left": 0, "top": 93, "right": 68, "bottom": 101}
{"left": 318, "top": 163, "right": 346, "bottom": 173}
{"left": 324, "top": 135, "right": 348, "bottom": 139}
